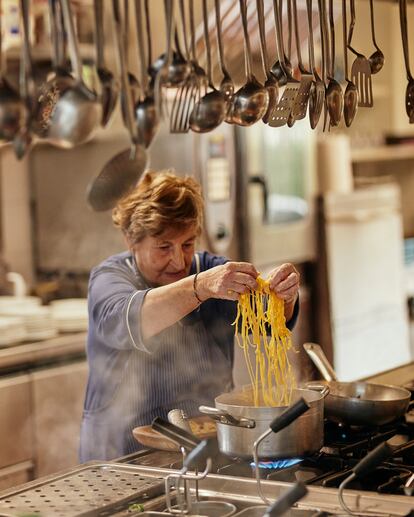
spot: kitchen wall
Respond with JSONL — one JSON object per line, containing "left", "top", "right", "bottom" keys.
{"left": 1, "top": 1, "right": 414, "bottom": 286}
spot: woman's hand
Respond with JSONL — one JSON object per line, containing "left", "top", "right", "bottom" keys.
{"left": 196, "top": 262, "right": 259, "bottom": 301}
{"left": 267, "top": 263, "right": 300, "bottom": 320}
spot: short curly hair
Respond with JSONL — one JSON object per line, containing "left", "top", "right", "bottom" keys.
{"left": 112, "top": 169, "right": 204, "bottom": 244}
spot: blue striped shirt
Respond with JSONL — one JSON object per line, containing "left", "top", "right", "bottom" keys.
{"left": 79, "top": 251, "right": 299, "bottom": 461}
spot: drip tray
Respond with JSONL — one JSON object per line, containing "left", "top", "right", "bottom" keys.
{"left": 0, "top": 463, "right": 165, "bottom": 517}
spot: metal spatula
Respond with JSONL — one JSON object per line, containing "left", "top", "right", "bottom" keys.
{"left": 268, "top": 0, "right": 300, "bottom": 127}
{"left": 349, "top": 0, "right": 373, "bottom": 108}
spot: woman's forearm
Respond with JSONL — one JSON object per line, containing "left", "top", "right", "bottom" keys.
{"left": 140, "top": 275, "right": 201, "bottom": 340}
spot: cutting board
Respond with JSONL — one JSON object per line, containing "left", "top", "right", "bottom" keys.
{"left": 132, "top": 416, "right": 216, "bottom": 452}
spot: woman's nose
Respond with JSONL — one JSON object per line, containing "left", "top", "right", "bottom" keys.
{"left": 170, "top": 247, "right": 185, "bottom": 269}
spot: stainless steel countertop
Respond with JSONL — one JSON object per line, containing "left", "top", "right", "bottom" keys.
{"left": 0, "top": 332, "right": 87, "bottom": 371}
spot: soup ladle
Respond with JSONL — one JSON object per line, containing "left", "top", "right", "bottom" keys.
{"left": 342, "top": 0, "right": 358, "bottom": 127}
{"left": 189, "top": 0, "right": 226, "bottom": 133}
{"left": 214, "top": 0, "right": 234, "bottom": 103}
{"left": 230, "top": 0, "right": 268, "bottom": 126}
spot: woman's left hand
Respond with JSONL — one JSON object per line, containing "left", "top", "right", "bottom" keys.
{"left": 267, "top": 263, "right": 300, "bottom": 308}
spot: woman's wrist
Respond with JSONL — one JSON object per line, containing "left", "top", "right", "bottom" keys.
{"left": 193, "top": 271, "right": 209, "bottom": 303}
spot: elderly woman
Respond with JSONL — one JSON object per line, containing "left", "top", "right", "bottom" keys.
{"left": 80, "top": 170, "right": 300, "bottom": 461}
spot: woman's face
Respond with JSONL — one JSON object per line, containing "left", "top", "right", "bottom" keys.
{"left": 132, "top": 225, "right": 198, "bottom": 286}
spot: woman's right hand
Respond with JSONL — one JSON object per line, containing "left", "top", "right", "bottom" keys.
{"left": 196, "top": 262, "right": 259, "bottom": 301}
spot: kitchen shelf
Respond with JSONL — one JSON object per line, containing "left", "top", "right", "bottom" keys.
{"left": 351, "top": 143, "right": 414, "bottom": 164}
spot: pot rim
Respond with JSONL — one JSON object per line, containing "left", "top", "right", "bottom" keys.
{"left": 215, "top": 387, "right": 325, "bottom": 411}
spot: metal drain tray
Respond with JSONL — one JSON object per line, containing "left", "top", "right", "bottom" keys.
{"left": 0, "top": 462, "right": 165, "bottom": 517}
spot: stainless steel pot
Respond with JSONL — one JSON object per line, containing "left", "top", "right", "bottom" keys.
{"left": 304, "top": 343, "right": 411, "bottom": 426}
{"left": 199, "top": 387, "right": 326, "bottom": 459}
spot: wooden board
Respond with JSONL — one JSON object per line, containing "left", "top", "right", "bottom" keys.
{"left": 132, "top": 416, "right": 216, "bottom": 452}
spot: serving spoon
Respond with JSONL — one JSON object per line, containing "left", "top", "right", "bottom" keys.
{"left": 342, "top": 0, "right": 358, "bottom": 127}
{"left": 368, "top": 0, "right": 384, "bottom": 75}
{"left": 189, "top": 0, "right": 226, "bottom": 133}
{"left": 230, "top": 0, "right": 268, "bottom": 126}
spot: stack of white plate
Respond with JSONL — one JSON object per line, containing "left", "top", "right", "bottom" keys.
{"left": 0, "top": 305, "right": 58, "bottom": 341}
{"left": 0, "top": 296, "right": 42, "bottom": 308}
{"left": 50, "top": 298, "right": 88, "bottom": 333}
{"left": 0, "top": 316, "right": 27, "bottom": 347}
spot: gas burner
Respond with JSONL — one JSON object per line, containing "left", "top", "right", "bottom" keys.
{"left": 250, "top": 458, "right": 303, "bottom": 469}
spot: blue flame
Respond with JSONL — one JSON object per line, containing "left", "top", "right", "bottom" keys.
{"left": 250, "top": 458, "right": 303, "bottom": 470}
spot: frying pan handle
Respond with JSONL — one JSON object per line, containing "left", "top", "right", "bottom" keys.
{"left": 198, "top": 406, "right": 256, "bottom": 428}
{"left": 264, "top": 482, "right": 308, "bottom": 517}
{"left": 303, "top": 343, "right": 339, "bottom": 382}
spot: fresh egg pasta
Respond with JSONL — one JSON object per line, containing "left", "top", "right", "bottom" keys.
{"left": 233, "top": 277, "right": 296, "bottom": 407}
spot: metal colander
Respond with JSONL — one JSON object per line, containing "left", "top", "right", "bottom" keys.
{"left": 0, "top": 463, "right": 165, "bottom": 517}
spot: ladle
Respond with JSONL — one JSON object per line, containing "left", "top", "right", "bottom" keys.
{"left": 256, "top": 0, "right": 278, "bottom": 124}
{"left": 325, "top": 0, "right": 343, "bottom": 126}
{"left": 150, "top": 5, "right": 189, "bottom": 89}
{"left": 214, "top": 0, "right": 234, "bottom": 104}
{"left": 0, "top": 0, "right": 25, "bottom": 143}
{"left": 34, "top": 0, "right": 102, "bottom": 148}
{"left": 368, "top": 0, "right": 384, "bottom": 75}
{"left": 399, "top": 0, "right": 414, "bottom": 122}
{"left": 94, "top": 0, "right": 119, "bottom": 127}
{"left": 134, "top": 0, "right": 159, "bottom": 147}
{"left": 86, "top": 0, "right": 147, "bottom": 212}
{"left": 306, "top": 0, "right": 325, "bottom": 129}
{"left": 13, "top": 0, "right": 35, "bottom": 159}
{"left": 342, "top": 0, "right": 358, "bottom": 127}
{"left": 230, "top": 0, "right": 268, "bottom": 126}
{"left": 154, "top": 0, "right": 176, "bottom": 119}
{"left": 270, "top": 0, "right": 292, "bottom": 86}
{"left": 189, "top": 0, "right": 226, "bottom": 133}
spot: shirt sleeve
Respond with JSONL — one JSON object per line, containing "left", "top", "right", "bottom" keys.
{"left": 88, "top": 264, "right": 151, "bottom": 352}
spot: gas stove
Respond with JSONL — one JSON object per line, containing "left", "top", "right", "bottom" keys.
{"left": 116, "top": 392, "right": 414, "bottom": 515}
{"left": 120, "top": 414, "right": 414, "bottom": 494}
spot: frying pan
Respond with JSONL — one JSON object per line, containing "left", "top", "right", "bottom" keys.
{"left": 304, "top": 343, "right": 410, "bottom": 426}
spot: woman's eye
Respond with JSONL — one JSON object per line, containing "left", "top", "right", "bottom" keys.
{"left": 183, "top": 243, "right": 194, "bottom": 249}
{"left": 158, "top": 245, "right": 170, "bottom": 251}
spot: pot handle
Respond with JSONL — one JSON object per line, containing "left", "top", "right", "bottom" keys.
{"left": 304, "top": 383, "right": 330, "bottom": 398}
{"left": 198, "top": 406, "right": 256, "bottom": 429}
{"left": 303, "top": 343, "right": 339, "bottom": 382}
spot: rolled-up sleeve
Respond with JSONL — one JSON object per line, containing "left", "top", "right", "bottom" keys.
{"left": 88, "top": 265, "right": 152, "bottom": 352}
